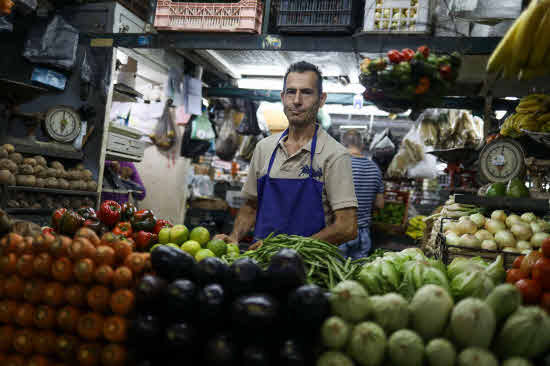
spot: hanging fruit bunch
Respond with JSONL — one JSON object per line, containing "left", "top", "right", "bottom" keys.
{"left": 359, "top": 46, "right": 462, "bottom": 112}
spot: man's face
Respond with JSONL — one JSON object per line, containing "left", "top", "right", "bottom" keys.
{"left": 281, "top": 71, "right": 327, "bottom": 127}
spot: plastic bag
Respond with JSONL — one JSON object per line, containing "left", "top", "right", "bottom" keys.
{"left": 408, "top": 150, "right": 438, "bottom": 179}
{"left": 14, "top": 0, "right": 37, "bottom": 14}
{"left": 317, "top": 107, "right": 332, "bottom": 130}
{"left": 191, "top": 113, "right": 216, "bottom": 141}
{"left": 236, "top": 99, "right": 262, "bottom": 135}
{"left": 164, "top": 67, "right": 185, "bottom": 107}
{"left": 181, "top": 116, "right": 212, "bottom": 158}
{"left": 237, "top": 135, "right": 260, "bottom": 162}
{"left": 23, "top": 15, "right": 79, "bottom": 70}
{"left": 0, "top": 16, "right": 13, "bottom": 32}
{"left": 370, "top": 128, "right": 390, "bottom": 151}
{"left": 150, "top": 100, "right": 177, "bottom": 151}
{"left": 387, "top": 124, "right": 425, "bottom": 178}
{"left": 215, "top": 110, "right": 240, "bottom": 161}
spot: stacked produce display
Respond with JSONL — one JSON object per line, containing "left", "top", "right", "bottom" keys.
{"left": 500, "top": 94, "right": 550, "bottom": 137}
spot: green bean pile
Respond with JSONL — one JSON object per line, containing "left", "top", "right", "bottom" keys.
{"left": 225, "top": 234, "right": 368, "bottom": 289}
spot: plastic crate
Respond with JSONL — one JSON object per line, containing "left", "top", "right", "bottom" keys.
{"left": 154, "top": 0, "right": 263, "bottom": 33}
{"left": 363, "top": 0, "right": 430, "bottom": 34}
{"left": 436, "top": 218, "right": 521, "bottom": 269}
{"left": 276, "top": 0, "right": 362, "bottom": 34}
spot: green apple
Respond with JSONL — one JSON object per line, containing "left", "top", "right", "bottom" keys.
{"left": 158, "top": 227, "right": 171, "bottom": 244}
{"left": 181, "top": 240, "right": 201, "bottom": 257}
{"left": 170, "top": 224, "right": 189, "bottom": 245}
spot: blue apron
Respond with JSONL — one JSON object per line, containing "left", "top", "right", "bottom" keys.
{"left": 254, "top": 126, "right": 326, "bottom": 239}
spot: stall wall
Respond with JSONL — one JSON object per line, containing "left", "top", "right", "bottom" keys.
{"left": 134, "top": 125, "right": 191, "bottom": 225}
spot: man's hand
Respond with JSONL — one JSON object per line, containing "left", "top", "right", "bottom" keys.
{"left": 248, "top": 240, "right": 263, "bottom": 251}
{"left": 213, "top": 233, "right": 237, "bottom": 244}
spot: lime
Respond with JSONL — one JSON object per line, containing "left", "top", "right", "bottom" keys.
{"left": 181, "top": 240, "right": 201, "bottom": 257}
{"left": 189, "top": 226, "right": 211, "bottom": 247}
{"left": 166, "top": 243, "right": 181, "bottom": 251}
{"left": 206, "top": 239, "right": 227, "bottom": 257}
{"left": 150, "top": 243, "right": 163, "bottom": 252}
{"left": 226, "top": 243, "right": 240, "bottom": 257}
{"left": 195, "top": 249, "right": 215, "bottom": 262}
{"left": 158, "top": 227, "right": 172, "bottom": 244}
{"left": 170, "top": 225, "right": 189, "bottom": 245}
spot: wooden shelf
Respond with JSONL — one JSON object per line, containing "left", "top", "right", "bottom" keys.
{"left": 4, "top": 137, "right": 84, "bottom": 160}
{"left": 5, "top": 186, "right": 98, "bottom": 197}
{"left": 105, "top": 150, "right": 142, "bottom": 162}
{"left": 0, "top": 78, "right": 49, "bottom": 104}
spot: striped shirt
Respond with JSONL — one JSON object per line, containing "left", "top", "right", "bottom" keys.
{"left": 350, "top": 156, "right": 384, "bottom": 228}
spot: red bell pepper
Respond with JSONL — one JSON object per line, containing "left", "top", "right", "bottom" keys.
{"left": 387, "top": 50, "right": 403, "bottom": 64}
{"left": 134, "top": 231, "right": 158, "bottom": 251}
{"left": 42, "top": 227, "right": 55, "bottom": 235}
{"left": 99, "top": 200, "right": 121, "bottom": 227}
{"left": 439, "top": 64, "right": 452, "bottom": 80}
{"left": 131, "top": 210, "right": 157, "bottom": 232}
{"left": 417, "top": 46, "right": 430, "bottom": 58}
{"left": 401, "top": 48, "right": 415, "bottom": 62}
{"left": 153, "top": 219, "right": 173, "bottom": 235}
{"left": 51, "top": 208, "right": 67, "bottom": 232}
{"left": 112, "top": 221, "right": 133, "bottom": 238}
{"left": 415, "top": 77, "right": 431, "bottom": 95}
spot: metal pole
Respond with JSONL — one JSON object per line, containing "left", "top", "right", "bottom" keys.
{"left": 262, "top": 0, "right": 273, "bottom": 34}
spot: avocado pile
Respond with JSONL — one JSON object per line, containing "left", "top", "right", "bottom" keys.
{"left": 128, "top": 245, "right": 329, "bottom": 365}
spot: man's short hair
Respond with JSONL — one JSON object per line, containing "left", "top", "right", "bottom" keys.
{"left": 283, "top": 61, "right": 323, "bottom": 96}
{"left": 342, "top": 129, "right": 363, "bottom": 149}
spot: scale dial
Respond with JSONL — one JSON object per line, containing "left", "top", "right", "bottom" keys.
{"left": 44, "top": 106, "right": 81, "bottom": 143}
{"left": 479, "top": 138, "right": 526, "bottom": 183}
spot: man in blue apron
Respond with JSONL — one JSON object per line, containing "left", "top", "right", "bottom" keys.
{"left": 216, "top": 61, "right": 358, "bottom": 248}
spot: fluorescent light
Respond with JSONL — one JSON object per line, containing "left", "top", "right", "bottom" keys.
{"left": 495, "top": 110, "right": 507, "bottom": 119}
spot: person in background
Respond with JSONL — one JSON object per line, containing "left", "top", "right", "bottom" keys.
{"left": 102, "top": 161, "right": 146, "bottom": 205}
{"left": 340, "top": 129, "right": 384, "bottom": 259}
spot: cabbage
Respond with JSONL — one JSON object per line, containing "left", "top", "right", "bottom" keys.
{"left": 409, "top": 285, "right": 453, "bottom": 341}
{"left": 457, "top": 348, "right": 498, "bottom": 366}
{"left": 425, "top": 338, "right": 456, "bottom": 366}
{"left": 496, "top": 306, "right": 550, "bottom": 359}
{"left": 485, "top": 284, "right": 522, "bottom": 323}
{"left": 447, "top": 257, "right": 486, "bottom": 279}
{"left": 380, "top": 260, "right": 400, "bottom": 290}
{"left": 485, "top": 255, "right": 506, "bottom": 284}
{"left": 357, "top": 268, "right": 384, "bottom": 295}
{"left": 321, "top": 316, "right": 350, "bottom": 350}
{"left": 399, "top": 247, "right": 426, "bottom": 261}
{"left": 450, "top": 270, "right": 495, "bottom": 300}
{"left": 316, "top": 351, "right": 354, "bottom": 366}
{"left": 428, "top": 258, "right": 447, "bottom": 275}
{"left": 382, "top": 252, "right": 409, "bottom": 273}
{"left": 450, "top": 298, "right": 496, "bottom": 349}
{"left": 422, "top": 267, "right": 450, "bottom": 293}
{"left": 369, "top": 293, "right": 408, "bottom": 334}
{"left": 501, "top": 357, "right": 534, "bottom": 366}
{"left": 398, "top": 260, "right": 426, "bottom": 300}
{"left": 330, "top": 281, "right": 371, "bottom": 323}
{"left": 347, "top": 322, "right": 386, "bottom": 366}
{"left": 388, "top": 329, "right": 424, "bottom": 366}
{"left": 367, "top": 260, "right": 393, "bottom": 293}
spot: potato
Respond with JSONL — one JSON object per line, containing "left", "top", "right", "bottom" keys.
{"left": 33, "top": 156, "right": 47, "bottom": 167}
{"left": 68, "top": 169, "right": 82, "bottom": 181}
{"left": 35, "top": 178, "right": 45, "bottom": 188}
{"left": 57, "top": 178, "right": 68, "bottom": 190}
{"left": 0, "top": 170, "right": 15, "bottom": 185}
{"left": 59, "top": 169, "right": 70, "bottom": 179}
{"left": 81, "top": 169, "right": 93, "bottom": 181}
{"left": 69, "top": 181, "right": 81, "bottom": 190}
{"left": 31, "top": 203, "right": 42, "bottom": 209}
{"left": 50, "top": 161, "right": 64, "bottom": 170}
{"left": 45, "top": 168, "right": 57, "bottom": 178}
{"left": 0, "top": 159, "right": 17, "bottom": 174}
{"left": 22, "top": 158, "right": 36, "bottom": 167}
{"left": 0, "top": 148, "right": 8, "bottom": 159}
{"left": 76, "top": 163, "right": 85, "bottom": 171}
{"left": 45, "top": 177, "right": 59, "bottom": 189}
{"left": 19, "top": 200, "right": 30, "bottom": 208}
{"left": 76, "top": 180, "right": 86, "bottom": 191}
{"left": 86, "top": 181, "right": 98, "bottom": 192}
{"left": 8, "top": 153, "right": 23, "bottom": 164}
{"left": 19, "top": 164, "right": 34, "bottom": 175}
{"left": 10, "top": 220, "right": 41, "bottom": 237}
{"left": 7, "top": 200, "right": 19, "bottom": 208}
{"left": 16, "top": 175, "right": 36, "bottom": 187}
{"left": 2, "top": 144, "right": 14, "bottom": 154}
{"left": 33, "top": 165, "right": 45, "bottom": 175}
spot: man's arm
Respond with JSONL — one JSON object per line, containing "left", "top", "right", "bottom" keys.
{"left": 374, "top": 193, "right": 384, "bottom": 209}
{"left": 311, "top": 207, "right": 358, "bottom": 245}
{"left": 215, "top": 198, "right": 257, "bottom": 243}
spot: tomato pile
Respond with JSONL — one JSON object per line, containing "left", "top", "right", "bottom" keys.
{"left": 0, "top": 225, "right": 151, "bottom": 366}
{"left": 507, "top": 238, "right": 550, "bottom": 313}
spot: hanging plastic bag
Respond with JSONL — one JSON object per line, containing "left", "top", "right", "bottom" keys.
{"left": 191, "top": 113, "right": 216, "bottom": 141}
{"left": 215, "top": 109, "right": 240, "bottom": 161}
{"left": 164, "top": 67, "right": 185, "bottom": 107}
{"left": 0, "top": 16, "right": 12, "bottom": 32}
{"left": 237, "top": 135, "right": 260, "bottom": 162}
{"left": 387, "top": 124, "right": 425, "bottom": 178}
{"left": 150, "top": 100, "right": 177, "bottom": 151}
{"left": 408, "top": 149, "right": 438, "bottom": 179}
{"left": 23, "top": 15, "right": 79, "bottom": 70}
{"left": 14, "top": 0, "right": 37, "bottom": 14}
{"left": 317, "top": 107, "right": 332, "bottom": 130}
{"left": 236, "top": 99, "right": 262, "bottom": 135}
{"left": 181, "top": 116, "right": 212, "bottom": 158}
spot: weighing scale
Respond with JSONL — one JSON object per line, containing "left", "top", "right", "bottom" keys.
{"left": 479, "top": 138, "right": 526, "bottom": 183}
{"left": 428, "top": 148, "right": 479, "bottom": 190}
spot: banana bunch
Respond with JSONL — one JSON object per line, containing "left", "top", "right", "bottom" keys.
{"left": 406, "top": 216, "right": 426, "bottom": 240}
{"left": 500, "top": 94, "right": 550, "bottom": 137}
{"left": 487, "top": 0, "right": 550, "bottom": 80}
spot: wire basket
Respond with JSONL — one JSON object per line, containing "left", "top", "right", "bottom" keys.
{"left": 436, "top": 218, "right": 521, "bottom": 269}
{"left": 154, "top": 0, "right": 263, "bottom": 33}
{"left": 276, "top": 0, "right": 362, "bottom": 33}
